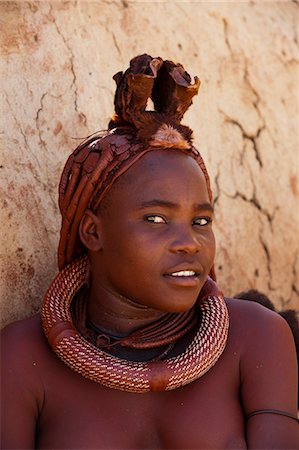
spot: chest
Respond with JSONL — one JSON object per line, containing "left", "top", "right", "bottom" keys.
{"left": 37, "top": 353, "right": 246, "bottom": 449}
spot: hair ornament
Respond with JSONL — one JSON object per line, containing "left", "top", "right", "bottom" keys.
{"left": 109, "top": 54, "right": 200, "bottom": 149}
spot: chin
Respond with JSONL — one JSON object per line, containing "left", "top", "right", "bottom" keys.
{"left": 155, "top": 296, "right": 199, "bottom": 314}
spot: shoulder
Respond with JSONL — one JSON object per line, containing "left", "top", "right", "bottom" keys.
{"left": 225, "top": 297, "right": 298, "bottom": 416}
{"left": 225, "top": 295, "right": 281, "bottom": 321}
{"left": 1, "top": 314, "right": 51, "bottom": 391}
{"left": 225, "top": 297, "right": 296, "bottom": 353}
{"left": 1, "top": 315, "right": 49, "bottom": 428}
{"left": 1, "top": 314, "right": 45, "bottom": 355}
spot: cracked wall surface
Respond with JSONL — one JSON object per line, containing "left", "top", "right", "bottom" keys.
{"left": 0, "top": 1, "right": 298, "bottom": 327}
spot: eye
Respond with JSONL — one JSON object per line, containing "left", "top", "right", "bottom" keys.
{"left": 145, "top": 215, "right": 166, "bottom": 224}
{"left": 193, "top": 217, "right": 212, "bottom": 226}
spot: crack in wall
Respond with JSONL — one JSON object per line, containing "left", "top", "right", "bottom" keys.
{"left": 247, "top": 163, "right": 278, "bottom": 233}
{"left": 102, "top": 17, "right": 127, "bottom": 63}
{"left": 99, "top": 0, "right": 126, "bottom": 6}
{"left": 244, "top": 129, "right": 264, "bottom": 168}
{"left": 224, "top": 190, "right": 276, "bottom": 230}
{"left": 279, "top": 281, "right": 296, "bottom": 309}
{"left": 292, "top": 283, "right": 299, "bottom": 296}
{"left": 221, "top": 9, "right": 268, "bottom": 138}
{"left": 258, "top": 233, "right": 275, "bottom": 292}
{"left": 31, "top": 171, "right": 57, "bottom": 213}
{"left": 49, "top": 5, "right": 87, "bottom": 125}
{"left": 222, "top": 18, "right": 233, "bottom": 57}
{"left": 5, "top": 93, "right": 57, "bottom": 211}
{"left": 5, "top": 94, "right": 30, "bottom": 151}
{"left": 220, "top": 107, "right": 279, "bottom": 233}
{"left": 221, "top": 110, "right": 264, "bottom": 168}
{"left": 291, "top": 250, "right": 299, "bottom": 296}
{"left": 243, "top": 62, "right": 264, "bottom": 124}
{"left": 35, "top": 92, "right": 47, "bottom": 149}
{"left": 112, "top": 32, "right": 121, "bottom": 57}
{"left": 24, "top": 79, "right": 33, "bottom": 99}
{"left": 219, "top": 18, "right": 267, "bottom": 161}
{"left": 212, "top": 166, "right": 221, "bottom": 206}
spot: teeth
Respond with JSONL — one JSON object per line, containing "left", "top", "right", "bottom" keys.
{"left": 171, "top": 270, "right": 196, "bottom": 277}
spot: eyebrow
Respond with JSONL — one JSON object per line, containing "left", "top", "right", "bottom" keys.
{"left": 138, "top": 199, "right": 214, "bottom": 213}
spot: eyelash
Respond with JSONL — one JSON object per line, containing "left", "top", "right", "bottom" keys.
{"left": 145, "top": 215, "right": 212, "bottom": 226}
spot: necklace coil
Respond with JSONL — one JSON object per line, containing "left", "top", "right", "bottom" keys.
{"left": 41, "top": 256, "right": 229, "bottom": 393}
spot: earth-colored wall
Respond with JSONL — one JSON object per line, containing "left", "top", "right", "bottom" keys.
{"left": 1, "top": 1, "right": 298, "bottom": 328}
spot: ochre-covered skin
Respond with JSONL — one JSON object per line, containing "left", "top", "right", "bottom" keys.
{"left": 1, "top": 55, "right": 298, "bottom": 449}
{"left": 2, "top": 299, "right": 298, "bottom": 448}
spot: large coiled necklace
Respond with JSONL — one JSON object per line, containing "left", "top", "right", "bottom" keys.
{"left": 41, "top": 256, "right": 229, "bottom": 393}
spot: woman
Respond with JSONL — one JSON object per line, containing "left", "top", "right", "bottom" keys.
{"left": 1, "top": 54, "right": 298, "bottom": 449}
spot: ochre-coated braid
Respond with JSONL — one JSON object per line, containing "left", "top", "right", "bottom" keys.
{"left": 41, "top": 257, "right": 229, "bottom": 393}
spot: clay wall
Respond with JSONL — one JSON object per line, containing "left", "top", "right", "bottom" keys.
{"left": 1, "top": 1, "right": 298, "bottom": 327}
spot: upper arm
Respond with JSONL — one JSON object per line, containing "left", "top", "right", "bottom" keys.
{"left": 1, "top": 320, "right": 43, "bottom": 449}
{"left": 239, "top": 303, "right": 298, "bottom": 448}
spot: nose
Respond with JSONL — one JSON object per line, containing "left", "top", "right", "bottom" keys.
{"left": 169, "top": 225, "right": 201, "bottom": 254}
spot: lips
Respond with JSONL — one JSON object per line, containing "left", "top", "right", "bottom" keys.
{"left": 164, "top": 262, "right": 202, "bottom": 277}
{"left": 163, "top": 263, "right": 202, "bottom": 287}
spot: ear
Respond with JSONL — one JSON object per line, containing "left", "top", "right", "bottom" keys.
{"left": 79, "top": 210, "right": 103, "bottom": 252}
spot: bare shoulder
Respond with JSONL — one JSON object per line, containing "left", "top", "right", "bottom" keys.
{"left": 1, "top": 314, "right": 52, "bottom": 395}
{"left": 1, "top": 314, "right": 45, "bottom": 358}
{"left": 2, "top": 313, "right": 42, "bottom": 336}
{"left": 1, "top": 314, "right": 49, "bottom": 447}
{"left": 225, "top": 297, "right": 298, "bottom": 415}
{"left": 224, "top": 297, "right": 297, "bottom": 356}
{"left": 225, "top": 296, "right": 295, "bottom": 337}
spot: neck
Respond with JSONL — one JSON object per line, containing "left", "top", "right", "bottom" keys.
{"left": 87, "top": 282, "right": 167, "bottom": 338}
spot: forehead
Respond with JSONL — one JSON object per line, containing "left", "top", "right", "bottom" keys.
{"left": 101, "top": 149, "right": 210, "bottom": 209}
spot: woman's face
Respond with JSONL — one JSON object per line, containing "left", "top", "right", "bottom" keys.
{"left": 92, "top": 149, "right": 215, "bottom": 313}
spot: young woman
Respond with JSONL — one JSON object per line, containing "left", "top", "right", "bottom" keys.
{"left": 1, "top": 54, "right": 298, "bottom": 449}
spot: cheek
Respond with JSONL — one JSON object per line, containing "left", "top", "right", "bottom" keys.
{"left": 102, "top": 226, "right": 154, "bottom": 268}
{"left": 202, "top": 230, "right": 216, "bottom": 264}
{"left": 105, "top": 221, "right": 159, "bottom": 251}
